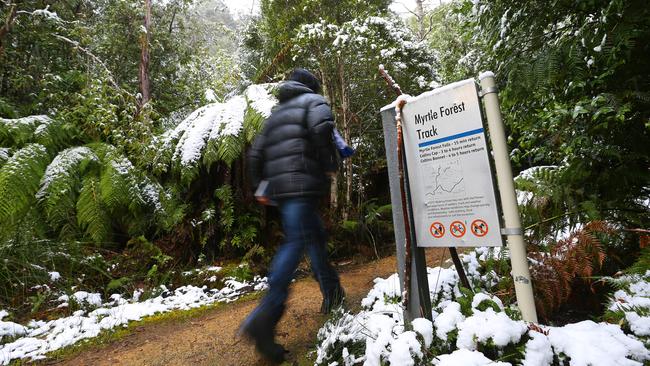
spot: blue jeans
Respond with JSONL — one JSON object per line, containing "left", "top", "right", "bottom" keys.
{"left": 243, "top": 197, "right": 341, "bottom": 334}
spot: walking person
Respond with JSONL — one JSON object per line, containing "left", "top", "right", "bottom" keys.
{"left": 242, "top": 68, "right": 345, "bottom": 363}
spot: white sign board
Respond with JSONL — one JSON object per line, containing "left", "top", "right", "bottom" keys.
{"left": 401, "top": 79, "right": 503, "bottom": 247}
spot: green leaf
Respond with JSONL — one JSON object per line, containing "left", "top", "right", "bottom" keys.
{"left": 0, "top": 144, "right": 50, "bottom": 224}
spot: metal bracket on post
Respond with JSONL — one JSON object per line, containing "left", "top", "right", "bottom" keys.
{"left": 479, "top": 86, "right": 499, "bottom": 98}
{"left": 501, "top": 227, "right": 523, "bottom": 236}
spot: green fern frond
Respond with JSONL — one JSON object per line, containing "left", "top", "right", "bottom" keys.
{"left": 515, "top": 165, "right": 560, "bottom": 195}
{"left": 77, "top": 176, "right": 111, "bottom": 243}
{"left": 215, "top": 185, "right": 234, "bottom": 232}
{"left": 100, "top": 155, "right": 136, "bottom": 213}
{"left": 627, "top": 247, "right": 650, "bottom": 275}
{"left": 175, "top": 161, "right": 200, "bottom": 186}
{"left": 202, "top": 138, "right": 220, "bottom": 169}
{"left": 216, "top": 134, "right": 244, "bottom": 166}
{"left": 36, "top": 146, "right": 100, "bottom": 231}
{"left": 0, "top": 148, "right": 10, "bottom": 168}
{"left": 87, "top": 142, "right": 117, "bottom": 161}
{"left": 0, "top": 115, "right": 53, "bottom": 148}
{"left": 156, "top": 186, "right": 187, "bottom": 230}
{"left": 242, "top": 108, "right": 266, "bottom": 144}
{"left": 34, "top": 119, "right": 78, "bottom": 152}
{"left": 99, "top": 152, "right": 163, "bottom": 236}
{"left": 0, "top": 144, "right": 50, "bottom": 225}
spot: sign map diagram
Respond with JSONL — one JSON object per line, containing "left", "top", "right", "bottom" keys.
{"left": 424, "top": 159, "right": 465, "bottom": 199}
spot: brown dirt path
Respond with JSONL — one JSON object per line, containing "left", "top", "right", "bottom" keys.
{"left": 52, "top": 249, "right": 447, "bottom": 366}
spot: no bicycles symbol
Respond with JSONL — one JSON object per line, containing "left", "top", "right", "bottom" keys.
{"left": 450, "top": 221, "right": 466, "bottom": 238}
{"left": 471, "top": 219, "right": 489, "bottom": 237}
{"left": 430, "top": 222, "right": 445, "bottom": 238}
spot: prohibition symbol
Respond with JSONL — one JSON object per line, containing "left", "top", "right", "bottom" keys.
{"left": 430, "top": 222, "right": 445, "bottom": 238}
{"left": 471, "top": 219, "right": 489, "bottom": 237}
{"left": 450, "top": 221, "right": 466, "bottom": 238}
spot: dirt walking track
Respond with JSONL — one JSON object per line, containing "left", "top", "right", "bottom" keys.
{"left": 54, "top": 249, "right": 446, "bottom": 366}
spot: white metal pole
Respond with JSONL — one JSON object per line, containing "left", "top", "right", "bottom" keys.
{"left": 479, "top": 72, "right": 538, "bottom": 323}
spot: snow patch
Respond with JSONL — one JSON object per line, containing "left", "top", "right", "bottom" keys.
{"left": 433, "top": 349, "right": 511, "bottom": 366}
{"left": 547, "top": 320, "right": 650, "bottom": 365}
{"left": 0, "top": 277, "right": 267, "bottom": 364}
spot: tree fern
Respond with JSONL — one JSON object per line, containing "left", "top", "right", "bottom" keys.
{"left": 36, "top": 146, "right": 99, "bottom": 231}
{"left": 243, "top": 84, "right": 276, "bottom": 143}
{"left": 0, "top": 143, "right": 50, "bottom": 225}
{"left": 100, "top": 152, "right": 164, "bottom": 235}
{"left": 201, "top": 96, "right": 246, "bottom": 169}
{"left": 242, "top": 108, "right": 266, "bottom": 144}
{"left": 215, "top": 134, "right": 244, "bottom": 167}
{"left": 33, "top": 117, "right": 79, "bottom": 153}
{"left": 100, "top": 155, "right": 139, "bottom": 213}
{"left": 161, "top": 85, "right": 276, "bottom": 182}
{"left": 77, "top": 176, "right": 111, "bottom": 243}
{"left": 0, "top": 115, "right": 53, "bottom": 148}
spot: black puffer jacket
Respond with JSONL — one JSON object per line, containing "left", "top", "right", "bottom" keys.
{"left": 248, "top": 81, "right": 338, "bottom": 200}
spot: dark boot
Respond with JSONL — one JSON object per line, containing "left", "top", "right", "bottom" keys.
{"left": 320, "top": 286, "right": 345, "bottom": 314}
{"left": 240, "top": 307, "right": 287, "bottom": 364}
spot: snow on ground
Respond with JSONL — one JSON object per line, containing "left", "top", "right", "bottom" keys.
{"left": 607, "top": 270, "right": 650, "bottom": 338}
{"left": 315, "top": 249, "right": 650, "bottom": 366}
{"left": 0, "top": 274, "right": 267, "bottom": 365}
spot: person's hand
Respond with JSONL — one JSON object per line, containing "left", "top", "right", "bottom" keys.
{"left": 256, "top": 196, "right": 270, "bottom": 205}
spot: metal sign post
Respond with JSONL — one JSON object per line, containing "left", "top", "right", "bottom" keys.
{"left": 381, "top": 107, "right": 433, "bottom": 323}
{"left": 479, "top": 72, "right": 538, "bottom": 323}
{"left": 380, "top": 70, "right": 537, "bottom": 324}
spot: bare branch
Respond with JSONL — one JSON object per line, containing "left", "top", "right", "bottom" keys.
{"left": 52, "top": 34, "right": 130, "bottom": 96}
{"left": 378, "top": 64, "right": 402, "bottom": 96}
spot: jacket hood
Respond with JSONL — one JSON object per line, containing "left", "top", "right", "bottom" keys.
{"left": 288, "top": 68, "right": 321, "bottom": 94}
{"left": 277, "top": 80, "right": 314, "bottom": 103}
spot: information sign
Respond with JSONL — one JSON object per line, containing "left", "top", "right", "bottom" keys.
{"left": 401, "top": 79, "right": 503, "bottom": 247}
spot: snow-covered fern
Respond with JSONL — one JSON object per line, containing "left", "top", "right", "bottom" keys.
{"left": 146, "top": 84, "right": 277, "bottom": 184}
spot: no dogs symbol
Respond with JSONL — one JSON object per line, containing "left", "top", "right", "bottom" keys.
{"left": 450, "top": 221, "right": 466, "bottom": 238}
{"left": 430, "top": 222, "right": 445, "bottom": 238}
{"left": 471, "top": 219, "right": 488, "bottom": 237}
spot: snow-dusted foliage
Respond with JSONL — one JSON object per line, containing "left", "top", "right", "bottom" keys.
{"left": 0, "top": 148, "right": 9, "bottom": 164}
{"left": 607, "top": 271, "right": 650, "bottom": 338}
{"left": 0, "top": 115, "right": 52, "bottom": 131}
{"left": 295, "top": 16, "right": 436, "bottom": 89}
{"left": 0, "top": 116, "right": 53, "bottom": 147}
{"left": 145, "top": 83, "right": 277, "bottom": 182}
{"left": 0, "top": 274, "right": 268, "bottom": 365}
{"left": 36, "top": 147, "right": 98, "bottom": 199}
{"left": 315, "top": 248, "right": 650, "bottom": 365}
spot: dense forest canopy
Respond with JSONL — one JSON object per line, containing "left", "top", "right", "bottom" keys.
{"left": 0, "top": 0, "right": 648, "bottom": 331}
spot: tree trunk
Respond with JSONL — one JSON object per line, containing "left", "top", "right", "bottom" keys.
{"left": 320, "top": 68, "right": 339, "bottom": 213}
{"left": 337, "top": 59, "right": 352, "bottom": 221}
{"left": 0, "top": 4, "right": 17, "bottom": 57}
{"left": 415, "top": 0, "right": 426, "bottom": 41}
{"left": 139, "top": 0, "right": 152, "bottom": 106}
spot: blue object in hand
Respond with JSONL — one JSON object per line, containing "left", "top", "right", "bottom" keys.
{"left": 333, "top": 128, "right": 355, "bottom": 159}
